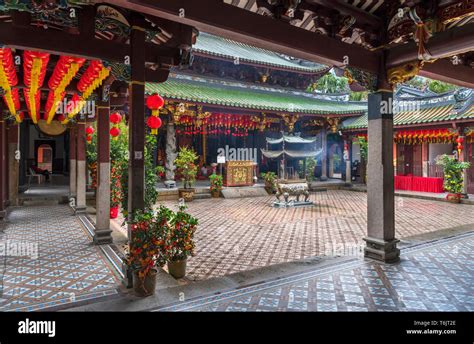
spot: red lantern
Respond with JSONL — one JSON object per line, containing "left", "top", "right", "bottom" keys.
{"left": 110, "top": 126, "right": 121, "bottom": 139}
{"left": 86, "top": 126, "right": 95, "bottom": 135}
{"left": 86, "top": 134, "right": 93, "bottom": 143}
{"left": 147, "top": 116, "right": 162, "bottom": 135}
{"left": 110, "top": 112, "right": 122, "bottom": 124}
{"left": 146, "top": 94, "right": 164, "bottom": 113}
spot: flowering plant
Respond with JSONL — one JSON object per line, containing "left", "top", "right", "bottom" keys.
{"left": 110, "top": 166, "right": 122, "bottom": 207}
{"left": 437, "top": 154, "right": 471, "bottom": 194}
{"left": 175, "top": 147, "right": 199, "bottom": 189}
{"left": 209, "top": 173, "right": 223, "bottom": 192}
{"left": 166, "top": 205, "right": 198, "bottom": 262}
{"left": 125, "top": 210, "right": 161, "bottom": 279}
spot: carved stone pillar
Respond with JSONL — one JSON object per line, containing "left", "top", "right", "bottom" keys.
{"left": 165, "top": 120, "right": 177, "bottom": 181}
{"left": 364, "top": 90, "right": 399, "bottom": 263}
{"left": 320, "top": 128, "right": 328, "bottom": 181}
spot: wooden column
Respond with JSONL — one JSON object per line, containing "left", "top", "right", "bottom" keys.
{"left": 7, "top": 123, "right": 19, "bottom": 206}
{"left": 128, "top": 23, "right": 146, "bottom": 221}
{"left": 364, "top": 74, "right": 399, "bottom": 263}
{"left": 75, "top": 121, "right": 87, "bottom": 213}
{"left": 94, "top": 99, "right": 113, "bottom": 244}
{"left": 0, "top": 119, "right": 6, "bottom": 219}
{"left": 69, "top": 126, "right": 77, "bottom": 198}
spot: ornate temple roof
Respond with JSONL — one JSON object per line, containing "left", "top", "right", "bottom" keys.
{"left": 146, "top": 74, "right": 366, "bottom": 116}
{"left": 341, "top": 88, "right": 474, "bottom": 130}
{"left": 194, "top": 32, "right": 328, "bottom": 74}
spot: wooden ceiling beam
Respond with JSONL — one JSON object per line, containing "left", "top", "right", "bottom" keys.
{"left": 0, "top": 22, "right": 184, "bottom": 65}
{"left": 304, "top": 0, "right": 382, "bottom": 28}
{"left": 418, "top": 58, "right": 474, "bottom": 89}
{"left": 105, "top": 0, "right": 381, "bottom": 73}
{"left": 387, "top": 23, "right": 474, "bottom": 67}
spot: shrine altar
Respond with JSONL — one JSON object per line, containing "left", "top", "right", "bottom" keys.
{"left": 224, "top": 161, "right": 255, "bottom": 187}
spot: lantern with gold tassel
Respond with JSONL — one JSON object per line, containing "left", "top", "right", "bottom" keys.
{"left": 146, "top": 93, "right": 164, "bottom": 135}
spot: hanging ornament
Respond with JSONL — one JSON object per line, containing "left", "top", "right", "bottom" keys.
{"left": 147, "top": 115, "right": 162, "bottom": 135}
{"left": 109, "top": 112, "right": 122, "bottom": 125}
{"left": 110, "top": 126, "right": 121, "bottom": 139}
{"left": 146, "top": 93, "right": 164, "bottom": 135}
{"left": 0, "top": 48, "right": 20, "bottom": 122}
{"left": 146, "top": 94, "right": 164, "bottom": 116}
{"left": 23, "top": 50, "right": 49, "bottom": 124}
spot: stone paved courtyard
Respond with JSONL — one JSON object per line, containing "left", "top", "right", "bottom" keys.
{"left": 0, "top": 205, "right": 120, "bottom": 311}
{"left": 157, "top": 231, "right": 474, "bottom": 312}
{"left": 161, "top": 190, "right": 474, "bottom": 281}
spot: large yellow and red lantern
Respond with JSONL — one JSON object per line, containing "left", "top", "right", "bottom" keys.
{"left": 146, "top": 93, "right": 164, "bottom": 135}
{"left": 0, "top": 48, "right": 21, "bottom": 122}
{"left": 23, "top": 50, "right": 50, "bottom": 124}
{"left": 45, "top": 55, "right": 85, "bottom": 123}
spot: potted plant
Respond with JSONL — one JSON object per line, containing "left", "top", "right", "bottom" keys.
{"left": 109, "top": 165, "right": 122, "bottom": 219}
{"left": 166, "top": 205, "right": 198, "bottom": 279}
{"left": 261, "top": 172, "right": 277, "bottom": 194}
{"left": 175, "top": 147, "right": 199, "bottom": 201}
{"left": 209, "top": 173, "right": 223, "bottom": 198}
{"left": 436, "top": 154, "right": 471, "bottom": 203}
{"left": 125, "top": 210, "right": 162, "bottom": 296}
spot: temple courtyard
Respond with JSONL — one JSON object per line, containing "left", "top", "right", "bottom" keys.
{"left": 164, "top": 190, "right": 474, "bottom": 281}
{"left": 1, "top": 189, "right": 473, "bottom": 311}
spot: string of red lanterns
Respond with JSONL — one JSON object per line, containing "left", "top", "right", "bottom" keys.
{"left": 176, "top": 113, "right": 261, "bottom": 136}
{"left": 146, "top": 94, "right": 164, "bottom": 135}
{"left": 23, "top": 50, "right": 50, "bottom": 124}
{"left": 0, "top": 48, "right": 21, "bottom": 122}
{"left": 394, "top": 129, "right": 456, "bottom": 144}
{"left": 45, "top": 55, "right": 85, "bottom": 123}
{"left": 109, "top": 112, "right": 122, "bottom": 139}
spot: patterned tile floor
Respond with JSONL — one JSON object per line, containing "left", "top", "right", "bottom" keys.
{"left": 157, "top": 231, "right": 474, "bottom": 312}
{"left": 161, "top": 190, "right": 474, "bottom": 281}
{"left": 0, "top": 205, "right": 120, "bottom": 311}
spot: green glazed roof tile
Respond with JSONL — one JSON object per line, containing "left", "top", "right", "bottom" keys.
{"left": 146, "top": 76, "right": 366, "bottom": 115}
{"left": 193, "top": 32, "right": 328, "bottom": 73}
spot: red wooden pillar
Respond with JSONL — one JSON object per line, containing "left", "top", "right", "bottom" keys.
{"left": 0, "top": 118, "right": 6, "bottom": 219}
{"left": 94, "top": 97, "right": 113, "bottom": 244}
{"left": 128, "top": 23, "right": 146, "bottom": 220}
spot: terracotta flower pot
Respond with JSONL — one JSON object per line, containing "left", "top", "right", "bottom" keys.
{"left": 167, "top": 259, "right": 187, "bottom": 279}
{"left": 110, "top": 206, "right": 119, "bottom": 219}
{"left": 211, "top": 189, "right": 220, "bottom": 198}
{"left": 178, "top": 188, "right": 195, "bottom": 202}
{"left": 446, "top": 193, "right": 461, "bottom": 203}
{"left": 133, "top": 268, "right": 158, "bottom": 297}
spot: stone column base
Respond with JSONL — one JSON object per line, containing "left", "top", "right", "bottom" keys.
{"left": 93, "top": 228, "right": 113, "bottom": 245}
{"left": 363, "top": 237, "right": 400, "bottom": 263}
{"left": 320, "top": 176, "right": 328, "bottom": 181}
{"left": 0, "top": 210, "right": 6, "bottom": 220}
{"left": 74, "top": 206, "right": 87, "bottom": 214}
